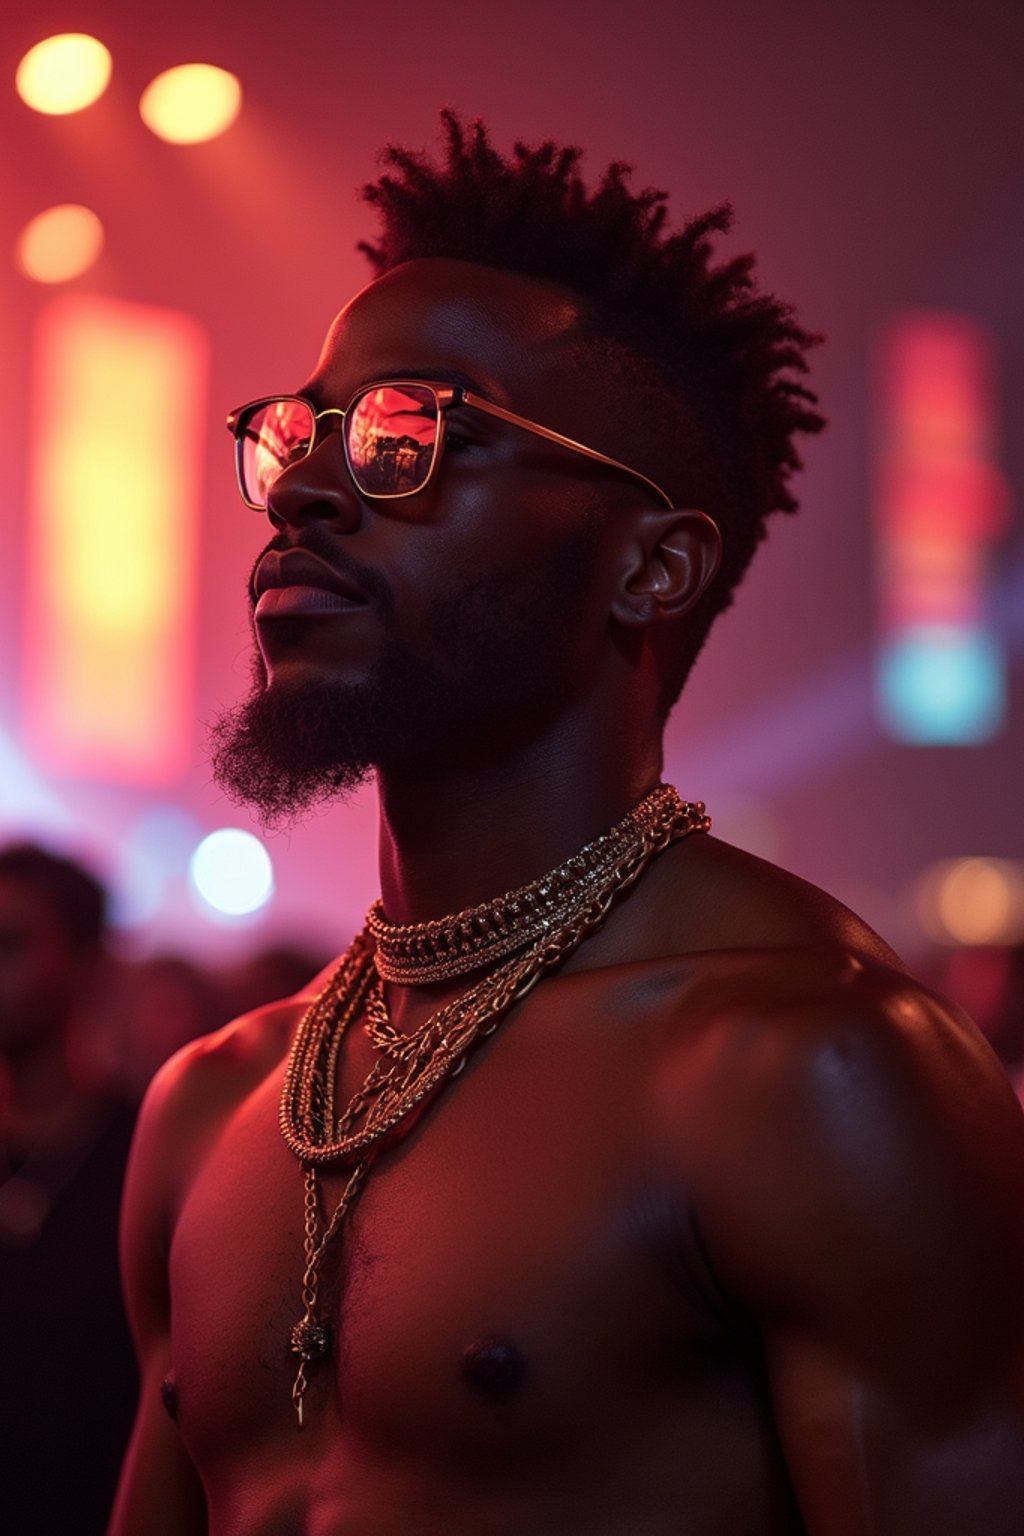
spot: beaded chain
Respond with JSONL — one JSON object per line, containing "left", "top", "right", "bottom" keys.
{"left": 279, "top": 786, "right": 710, "bottom": 1427}
{"left": 367, "top": 785, "right": 690, "bottom": 986}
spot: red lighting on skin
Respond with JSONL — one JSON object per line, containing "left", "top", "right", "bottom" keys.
{"left": 24, "top": 295, "right": 209, "bottom": 784}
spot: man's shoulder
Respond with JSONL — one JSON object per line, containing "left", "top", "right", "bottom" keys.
{"left": 641, "top": 858, "right": 1024, "bottom": 1383}
{"left": 148, "top": 998, "right": 294, "bottom": 1114}
{"left": 657, "top": 831, "right": 903, "bottom": 967}
{"left": 646, "top": 888, "right": 1024, "bottom": 1264}
{"left": 641, "top": 834, "right": 1024, "bottom": 1181}
{"left": 668, "top": 937, "right": 973, "bottom": 1104}
{"left": 586, "top": 829, "right": 961, "bottom": 1077}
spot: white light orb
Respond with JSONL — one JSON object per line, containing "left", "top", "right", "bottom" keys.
{"left": 189, "top": 828, "right": 274, "bottom": 918}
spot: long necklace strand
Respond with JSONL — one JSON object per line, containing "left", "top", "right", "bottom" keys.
{"left": 280, "top": 787, "right": 709, "bottom": 1427}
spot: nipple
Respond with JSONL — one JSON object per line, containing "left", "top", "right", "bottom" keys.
{"left": 460, "top": 1336, "right": 527, "bottom": 1400}
{"left": 160, "top": 1370, "right": 180, "bottom": 1423}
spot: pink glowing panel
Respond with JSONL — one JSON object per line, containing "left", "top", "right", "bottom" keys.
{"left": 24, "top": 295, "right": 209, "bottom": 783}
{"left": 874, "top": 312, "right": 1010, "bottom": 743}
{"left": 875, "top": 313, "right": 1010, "bottom": 631}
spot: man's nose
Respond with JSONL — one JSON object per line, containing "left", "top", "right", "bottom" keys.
{"left": 264, "top": 439, "right": 363, "bottom": 533}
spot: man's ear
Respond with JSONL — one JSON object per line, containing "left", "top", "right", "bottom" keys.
{"left": 610, "top": 509, "right": 722, "bottom": 628}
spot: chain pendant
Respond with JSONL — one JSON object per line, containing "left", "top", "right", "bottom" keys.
{"left": 290, "top": 1314, "right": 331, "bottom": 1430}
{"left": 291, "top": 1316, "right": 331, "bottom": 1360}
{"left": 287, "top": 1159, "right": 371, "bottom": 1429}
{"left": 292, "top": 1361, "right": 307, "bottom": 1430}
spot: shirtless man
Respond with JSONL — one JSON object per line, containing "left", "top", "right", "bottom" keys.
{"left": 110, "top": 115, "right": 1024, "bottom": 1534}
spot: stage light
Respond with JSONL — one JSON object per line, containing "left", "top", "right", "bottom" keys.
{"left": 24, "top": 294, "right": 208, "bottom": 785}
{"left": 16, "top": 204, "right": 104, "bottom": 284}
{"left": 189, "top": 829, "right": 275, "bottom": 918}
{"left": 16, "top": 34, "right": 112, "bottom": 115}
{"left": 139, "top": 64, "right": 241, "bottom": 144}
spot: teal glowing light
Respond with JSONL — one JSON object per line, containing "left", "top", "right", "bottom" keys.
{"left": 877, "top": 624, "right": 1005, "bottom": 744}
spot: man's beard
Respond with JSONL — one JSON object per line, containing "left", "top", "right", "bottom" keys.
{"left": 210, "top": 523, "right": 598, "bottom": 829}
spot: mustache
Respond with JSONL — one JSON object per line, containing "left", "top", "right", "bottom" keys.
{"left": 246, "top": 526, "right": 395, "bottom": 621}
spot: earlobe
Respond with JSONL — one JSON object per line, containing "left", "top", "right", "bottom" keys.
{"left": 611, "top": 509, "right": 722, "bottom": 628}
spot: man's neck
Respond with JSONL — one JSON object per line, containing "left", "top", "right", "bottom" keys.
{"left": 375, "top": 724, "right": 663, "bottom": 926}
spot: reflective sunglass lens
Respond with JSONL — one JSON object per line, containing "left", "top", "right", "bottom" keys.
{"left": 240, "top": 399, "right": 315, "bottom": 508}
{"left": 346, "top": 384, "right": 438, "bottom": 496}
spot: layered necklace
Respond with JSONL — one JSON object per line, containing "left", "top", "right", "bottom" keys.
{"left": 278, "top": 784, "right": 709, "bottom": 1427}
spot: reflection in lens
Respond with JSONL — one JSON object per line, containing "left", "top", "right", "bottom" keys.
{"left": 242, "top": 399, "right": 314, "bottom": 506}
{"left": 347, "top": 385, "right": 437, "bottom": 496}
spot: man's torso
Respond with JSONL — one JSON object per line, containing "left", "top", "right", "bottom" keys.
{"left": 153, "top": 836, "right": 915, "bottom": 1535}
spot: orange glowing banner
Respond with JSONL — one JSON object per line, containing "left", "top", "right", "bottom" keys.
{"left": 24, "top": 295, "right": 209, "bottom": 783}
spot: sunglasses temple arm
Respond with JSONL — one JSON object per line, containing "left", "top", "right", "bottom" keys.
{"left": 463, "top": 393, "right": 674, "bottom": 509}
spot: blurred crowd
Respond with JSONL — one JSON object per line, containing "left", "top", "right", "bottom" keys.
{"left": 93, "top": 934, "right": 334, "bottom": 1102}
{"left": 0, "top": 839, "right": 331, "bottom": 1535}
{"left": 924, "top": 940, "right": 1024, "bottom": 1105}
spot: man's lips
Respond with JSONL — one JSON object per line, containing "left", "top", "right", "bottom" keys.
{"left": 253, "top": 549, "right": 369, "bottom": 620}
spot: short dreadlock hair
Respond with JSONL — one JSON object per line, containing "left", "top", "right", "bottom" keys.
{"left": 359, "top": 111, "right": 825, "bottom": 715}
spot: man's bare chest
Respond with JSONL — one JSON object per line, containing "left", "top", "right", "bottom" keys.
{"left": 169, "top": 984, "right": 727, "bottom": 1457}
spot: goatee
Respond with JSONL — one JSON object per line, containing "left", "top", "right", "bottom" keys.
{"left": 211, "top": 519, "right": 599, "bottom": 829}
{"left": 210, "top": 644, "right": 459, "bottom": 829}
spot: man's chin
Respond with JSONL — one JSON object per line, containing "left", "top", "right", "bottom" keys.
{"left": 209, "top": 673, "right": 377, "bottom": 831}
{"left": 209, "top": 635, "right": 464, "bottom": 827}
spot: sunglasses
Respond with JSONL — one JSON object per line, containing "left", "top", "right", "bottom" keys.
{"left": 227, "top": 380, "right": 674, "bottom": 512}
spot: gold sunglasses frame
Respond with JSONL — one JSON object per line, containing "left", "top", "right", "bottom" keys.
{"left": 227, "top": 381, "right": 675, "bottom": 512}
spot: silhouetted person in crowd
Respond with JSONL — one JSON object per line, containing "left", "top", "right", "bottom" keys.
{"left": 936, "top": 941, "right": 1024, "bottom": 1102}
{"left": 0, "top": 841, "right": 137, "bottom": 1534}
{"left": 117, "top": 953, "right": 225, "bottom": 1100}
{"left": 111, "top": 116, "right": 1024, "bottom": 1534}
{"left": 220, "top": 942, "right": 332, "bottom": 1021}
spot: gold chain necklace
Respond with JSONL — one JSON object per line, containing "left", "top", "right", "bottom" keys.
{"left": 278, "top": 786, "right": 709, "bottom": 1427}
{"left": 367, "top": 784, "right": 689, "bottom": 985}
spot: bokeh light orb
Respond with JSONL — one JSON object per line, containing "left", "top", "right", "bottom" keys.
{"left": 16, "top": 34, "right": 112, "bottom": 115}
{"left": 189, "top": 828, "right": 274, "bottom": 918}
{"left": 16, "top": 204, "right": 104, "bottom": 283}
{"left": 139, "top": 63, "right": 242, "bottom": 145}
{"left": 916, "top": 857, "right": 1024, "bottom": 946}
